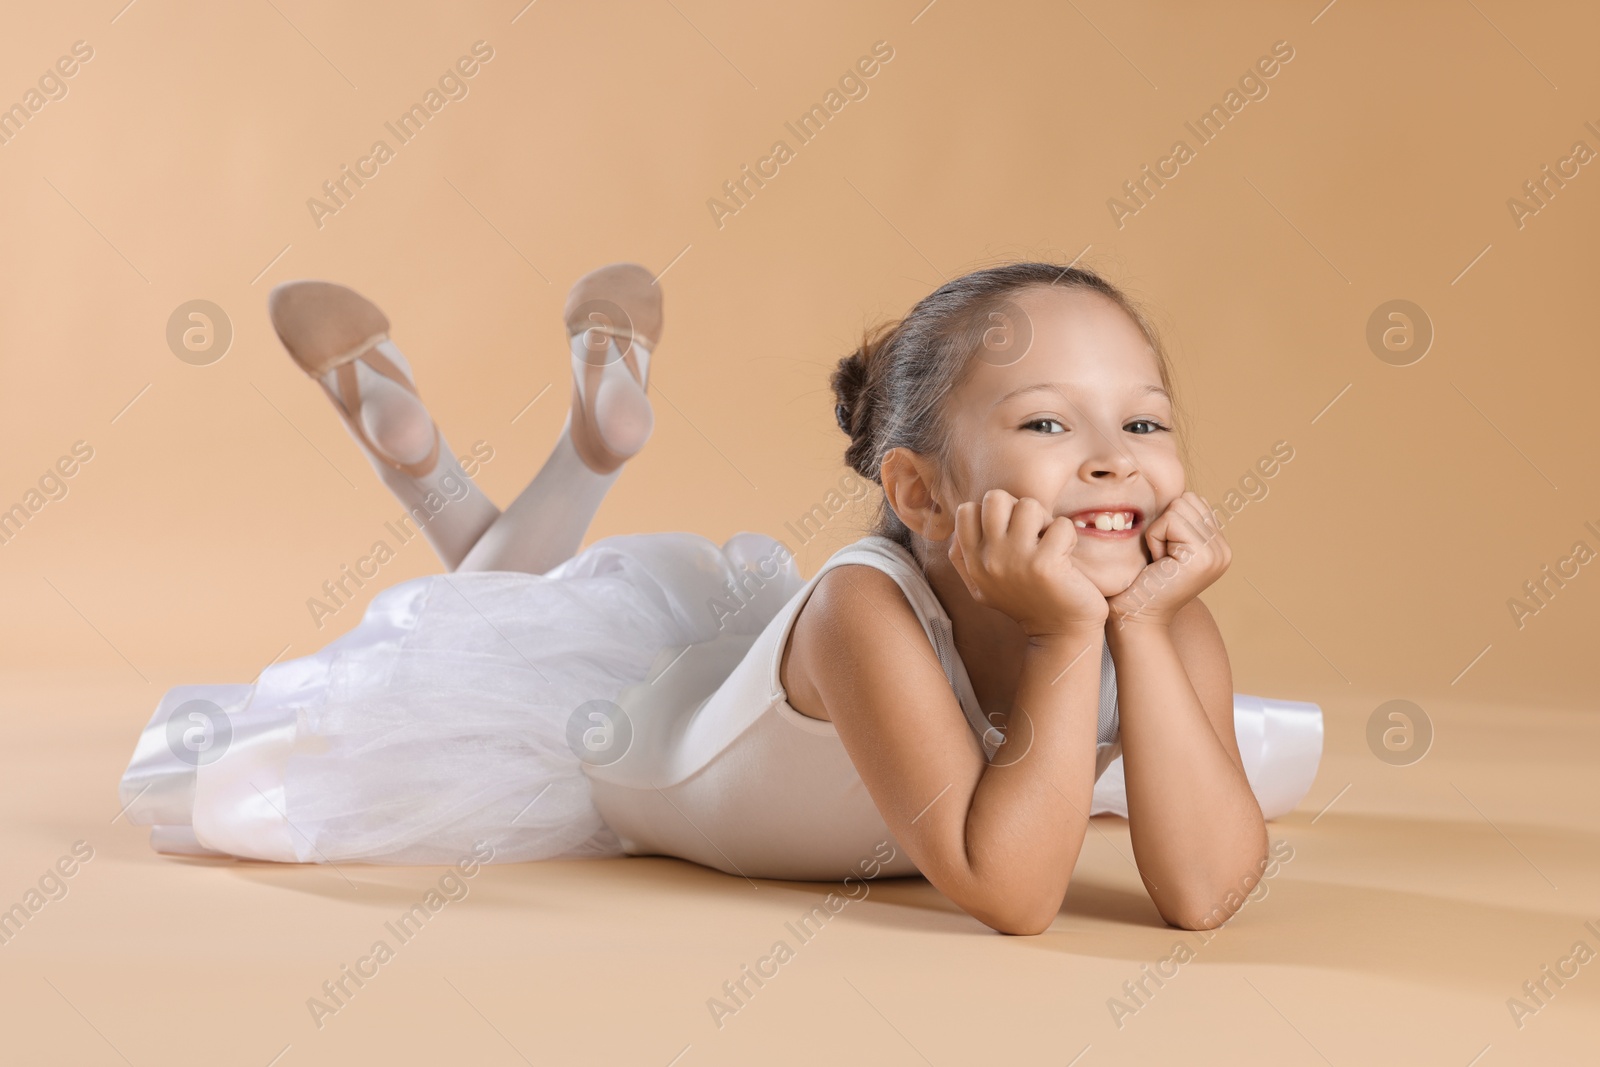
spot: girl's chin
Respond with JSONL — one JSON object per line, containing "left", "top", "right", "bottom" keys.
{"left": 1077, "top": 557, "right": 1147, "bottom": 598}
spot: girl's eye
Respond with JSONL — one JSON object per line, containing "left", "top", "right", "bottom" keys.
{"left": 1023, "top": 418, "right": 1065, "bottom": 434}
{"left": 1125, "top": 419, "right": 1170, "bottom": 435}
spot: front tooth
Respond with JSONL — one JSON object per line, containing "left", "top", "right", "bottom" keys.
{"left": 1113, "top": 513, "right": 1128, "bottom": 530}
{"left": 1094, "top": 514, "right": 1114, "bottom": 531}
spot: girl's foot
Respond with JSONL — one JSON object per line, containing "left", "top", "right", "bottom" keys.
{"left": 267, "top": 281, "right": 442, "bottom": 478}
{"left": 562, "top": 263, "right": 662, "bottom": 475}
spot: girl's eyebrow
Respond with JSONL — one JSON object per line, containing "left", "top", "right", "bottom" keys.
{"left": 991, "top": 382, "right": 1065, "bottom": 408}
{"left": 992, "top": 381, "right": 1170, "bottom": 407}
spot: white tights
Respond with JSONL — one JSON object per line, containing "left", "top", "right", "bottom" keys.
{"left": 332, "top": 336, "right": 632, "bottom": 576}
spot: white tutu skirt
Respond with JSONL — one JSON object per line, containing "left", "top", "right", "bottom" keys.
{"left": 120, "top": 531, "right": 800, "bottom": 865}
{"left": 119, "top": 530, "right": 1325, "bottom": 866}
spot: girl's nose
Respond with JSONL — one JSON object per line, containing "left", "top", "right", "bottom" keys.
{"left": 1079, "top": 430, "right": 1139, "bottom": 479}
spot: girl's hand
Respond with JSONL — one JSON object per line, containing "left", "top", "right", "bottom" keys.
{"left": 1107, "top": 491, "right": 1231, "bottom": 628}
{"left": 947, "top": 489, "right": 1109, "bottom": 638}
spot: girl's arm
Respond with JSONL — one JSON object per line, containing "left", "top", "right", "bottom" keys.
{"left": 792, "top": 491, "right": 1113, "bottom": 935}
{"left": 1105, "top": 492, "right": 1269, "bottom": 929}
{"left": 795, "top": 564, "right": 1106, "bottom": 936}
{"left": 1107, "top": 597, "right": 1268, "bottom": 929}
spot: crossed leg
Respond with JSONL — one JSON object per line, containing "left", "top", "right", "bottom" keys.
{"left": 454, "top": 415, "right": 624, "bottom": 575}
{"left": 269, "top": 269, "right": 657, "bottom": 577}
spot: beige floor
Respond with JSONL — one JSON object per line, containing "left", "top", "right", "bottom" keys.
{"left": 4, "top": 670, "right": 1596, "bottom": 1066}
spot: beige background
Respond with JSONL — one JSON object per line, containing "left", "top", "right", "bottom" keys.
{"left": 2, "top": 1, "right": 1597, "bottom": 1063}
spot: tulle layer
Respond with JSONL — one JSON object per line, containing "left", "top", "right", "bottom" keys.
{"left": 119, "top": 531, "right": 798, "bottom": 864}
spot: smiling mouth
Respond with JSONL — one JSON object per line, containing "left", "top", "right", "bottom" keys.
{"left": 1065, "top": 508, "right": 1143, "bottom": 539}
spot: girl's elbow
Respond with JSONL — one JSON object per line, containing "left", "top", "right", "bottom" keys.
{"left": 1163, "top": 901, "right": 1234, "bottom": 931}
{"left": 967, "top": 885, "right": 1066, "bottom": 936}
{"left": 992, "top": 911, "right": 1057, "bottom": 936}
{"left": 937, "top": 835, "right": 1079, "bottom": 935}
{"left": 1159, "top": 865, "right": 1265, "bottom": 930}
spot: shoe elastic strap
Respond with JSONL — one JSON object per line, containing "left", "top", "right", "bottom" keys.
{"left": 320, "top": 330, "right": 391, "bottom": 372}
{"left": 330, "top": 343, "right": 441, "bottom": 479}
{"left": 574, "top": 324, "right": 656, "bottom": 353}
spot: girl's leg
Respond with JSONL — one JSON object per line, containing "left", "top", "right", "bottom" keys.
{"left": 454, "top": 323, "right": 654, "bottom": 575}
{"left": 343, "top": 343, "right": 504, "bottom": 571}
{"left": 271, "top": 265, "right": 656, "bottom": 577}
{"left": 305, "top": 335, "right": 636, "bottom": 576}
{"left": 269, "top": 281, "right": 502, "bottom": 572}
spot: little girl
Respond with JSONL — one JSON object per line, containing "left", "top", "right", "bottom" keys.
{"left": 119, "top": 260, "right": 1322, "bottom": 935}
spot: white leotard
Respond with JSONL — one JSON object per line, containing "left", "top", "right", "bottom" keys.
{"left": 580, "top": 534, "right": 1124, "bottom": 881}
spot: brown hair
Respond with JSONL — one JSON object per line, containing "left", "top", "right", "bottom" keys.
{"left": 829, "top": 261, "right": 1186, "bottom": 561}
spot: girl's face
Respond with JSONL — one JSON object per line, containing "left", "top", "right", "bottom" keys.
{"left": 937, "top": 285, "right": 1186, "bottom": 597}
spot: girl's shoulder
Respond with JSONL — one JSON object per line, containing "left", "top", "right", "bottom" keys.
{"left": 799, "top": 535, "right": 936, "bottom": 649}
{"left": 807, "top": 535, "right": 931, "bottom": 607}
{"left": 780, "top": 537, "right": 940, "bottom": 721}
{"left": 807, "top": 554, "right": 919, "bottom": 626}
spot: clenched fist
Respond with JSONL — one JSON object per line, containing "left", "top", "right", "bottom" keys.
{"left": 947, "top": 489, "right": 1109, "bottom": 638}
{"left": 1106, "top": 491, "right": 1231, "bottom": 628}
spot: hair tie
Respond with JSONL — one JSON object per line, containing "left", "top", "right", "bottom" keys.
{"left": 835, "top": 401, "right": 850, "bottom": 433}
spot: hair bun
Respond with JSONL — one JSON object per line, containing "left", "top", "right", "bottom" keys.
{"left": 830, "top": 326, "right": 894, "bottom": 482}
{"left": 830, "top": 346, "right": 869, "bottom": 440}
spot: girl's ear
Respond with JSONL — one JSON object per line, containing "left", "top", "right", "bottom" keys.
{"left": 881, "top": 447, "right": 955, "bottom": 541}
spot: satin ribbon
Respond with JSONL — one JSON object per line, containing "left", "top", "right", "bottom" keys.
{"left": 1090, "top": 693, "right": 1324, "bottom": 819}
{"left": 117, "top": 574, "right": 434, "bottom": 862}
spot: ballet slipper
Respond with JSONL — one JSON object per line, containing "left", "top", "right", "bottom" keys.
{"left": 267, "top": 280, "right": 443, "bottom": 479}
{"left": 562, "top": 263, "right": 662, "bottom": 475}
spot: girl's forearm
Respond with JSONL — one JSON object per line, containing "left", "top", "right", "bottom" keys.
{"left": 1106, "top": 621, "right": 1268, "bottom": 928}
{"left": 957, "top": 624, "right": 1106, "bottom": 934}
